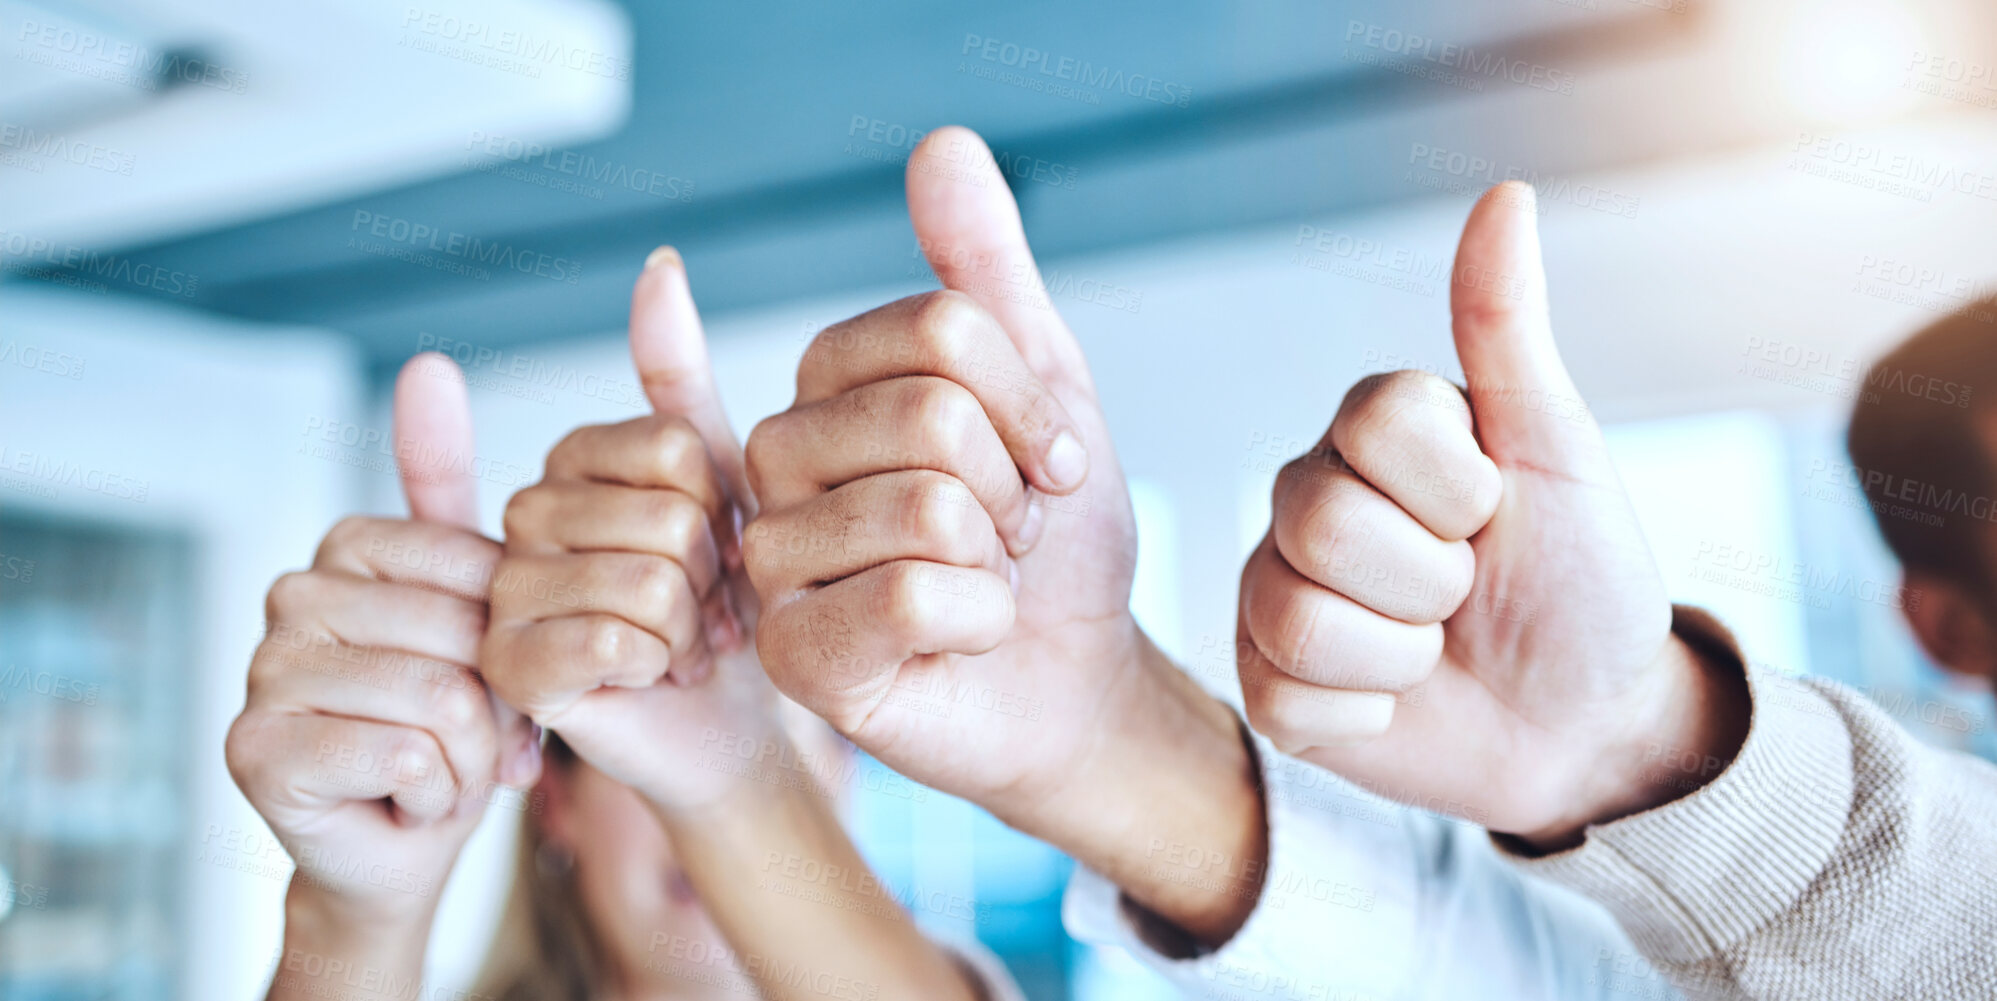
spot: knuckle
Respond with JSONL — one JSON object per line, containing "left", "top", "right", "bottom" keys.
{"left": 424, "top": 667, "right": 486, "bottom": 734}
{"left": 462, "top": 533, "right": 503, "bottom": 577}
{"left": 798, "top": 326, "right": 841, "bottom": 384}
{"left": 549, "top": 424, "right": 595, "bottom": 464}
{"left": 1291, "top": 478, "right": 1368, "bottom": 574}
{"left": 266, "top": 571, "right": 319, "bottom": 620}
{"left": 739, "top": 519, "right": 775, "bottom": 577}
{"left": 487, "top": 555, "right": 527, "bottom": 612}
{"left": 1374, "top": 368, "right": 1459, "bottom": 405}
{"left": 743, "top": 416, "right": 784, "bottom": 495}
{"left": 478, "top": 637, "right": 520, "bottom": 702}
{"left": 385, "top": 730, "right": 442, "bottom": 785}
{"left": 322, "top": 514, "right": 374, "bottom": 557}
{"left": 1263, "top": 585, "right": 1329, "bottom": 678}
{"left": 910, "top": 289, "right": 982, "bottom": 359}
{"left": 625, "top": 557, "right": 684, "bottom": 619}
{"left": 1345, "top": 383, "right": 1409, "bottom": 447}
{"left": 1276, "top": 442, "right": 1349, "bottom": 498}
{"left": 490, "top": 643, "right": 548, "bottom": 718}
{"left": 1350, "top": 370, "right": 1463, "bottom": 445}
{"left": 222, "top": 714, "right": 263, "bottom": 791}
{"left": 1465, "top": 456, "right": 1504, "bottom": 526}
{"left": 904, "top": 378, "right": 980, "bottom": 453}
{"left": 899, "top": 472, "right": 972, "bottom": 548}
{"left": 1376, "top": 367, "right": 1449, "bottom": 396}
{"left": 441, "top": 596, "right": 489, "bottom": 652}
{"left": 643, "top": 414, "right": 702, "bottom": 479}
{"left": 501, "top": 485, "right": 550, "bottom": 544}
{"left": 651, "top": 492, "right": 704, "bottom": 559}
{"left": 750, "top": 609, "right": 801, "bottom": 683}
{"left": 580, "top": 616, "right": 633, "bottom": 671}
{"left": 1437, "top": 544, "right": 1477, "bottom": 616}
{"left": 245, "top": 642, "right": 286, "bottom": 692}
{"left": 874, "top": 563, "right": 937, "bottom": 646}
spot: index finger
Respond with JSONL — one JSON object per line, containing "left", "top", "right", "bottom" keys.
{"left": 797, "top": 290, "right": 1088, "bottom": 496}
{"left": 541, "top": 415, "right": 728, "bottom": 529}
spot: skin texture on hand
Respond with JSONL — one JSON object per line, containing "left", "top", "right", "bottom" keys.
{"left": 480, "top": 252, "right": 775, "bottom": 812}
{"left": 228, "top": 353, "right": 542, "bottom": 1000}
{"left": 1237, "top": 182, "right": 1749, "bottom": 848}
{"left": 743, "top": 126, "right": 1266, "bottom": 946}
{"left": 482, "top": 250, "right": 980, "bottom": 1001}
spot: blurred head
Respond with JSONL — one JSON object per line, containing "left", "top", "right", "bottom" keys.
{"left": 472, "top": 735, "right": 730, "bottom": 1001}
{"left": 472, "top": 701, "right": 853, "bottom": 1001}
{"left": 1848, "top": 295, "right": 1997, "bottom": 683}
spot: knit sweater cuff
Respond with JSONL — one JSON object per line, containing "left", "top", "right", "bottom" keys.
{"left": 1496, "top": 606, "right": 1855, "bottom": 965}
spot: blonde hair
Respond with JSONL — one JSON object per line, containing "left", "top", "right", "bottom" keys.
{"left": 470, "top": 736, "right": 606, "bottom": 1001}
{"left": 469, "top": 701, "right": 852, "bottom": 999}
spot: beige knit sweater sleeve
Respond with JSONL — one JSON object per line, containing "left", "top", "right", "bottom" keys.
{"left": 1498, "top": 607, "right": 1997, "bottom": 1000}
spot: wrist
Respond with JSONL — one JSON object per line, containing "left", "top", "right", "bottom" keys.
{"left": 636, "top": 710, "right": 793, "bottom": 816}
{"left": 1005, "top": 624, "right": 1268, "bottom": 947}
{"left": 1521, "top": 631, "right": 1750, "bottom": 851}
{"left": 647, "top": 727, "right": 813, "bottom": 826}
{"left": 273, "top": 880, "right": 434, "bottom": 998}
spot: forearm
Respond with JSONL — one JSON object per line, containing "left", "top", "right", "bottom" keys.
{"left": 266, "top": 881, "right": 433, "bottom": 1001}
{"left": 1008, "top": 628, "right": 1268, "bottom": 949}
{"left": 652, "top": 752, "right": 980, "bottom": 1001}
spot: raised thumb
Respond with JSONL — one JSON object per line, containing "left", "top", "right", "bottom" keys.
{"left": 393, "top": 352, "right": 480, "bottom": 530}
{"left": 905, "top": 125, "right": 1092, "bottom": 395}
{"left": 1449, "top": 182, "right": 1600, "bottom": 469}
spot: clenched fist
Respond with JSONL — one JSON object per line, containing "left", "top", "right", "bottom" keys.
{"left": 743, "top": 129, "right": 1138, "bottom": 813}
{"left": 1237, "top": 182, "right": 1748, "bottom": 848}
{"left": 481, "top": 249, "right": 777, "bottom": 813}
{"left": 742, "top": 127, "right": 1264, "bottom": 944}
{"left": 483, "top": 252, "right": 989, "bottom": 1001}
{"left": 226, "top": 354, "right": 540, "bottom": 969}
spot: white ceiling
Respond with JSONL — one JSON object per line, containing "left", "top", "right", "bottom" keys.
{"left": 0, "top": 0, "right": 631, "bottom": 250}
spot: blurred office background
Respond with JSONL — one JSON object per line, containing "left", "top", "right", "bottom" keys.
{"left": 4, "top": 0, "right": 1997, "bottom": 997}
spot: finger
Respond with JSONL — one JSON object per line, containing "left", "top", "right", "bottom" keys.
{"left": 797, "top": 291, "right": 1087, "bottom": 496}
{"left": 1240, "top": 539, "right": 1442, "bottom": 692}
{"left": 312, "top": 516, "right": 501, "bottom": 602}
{"left": 232, "top": 712, "right": 461, "bottom": 824}
{"left": 248, "top": 639, "right": 496, "bottom": 803}
{"left": 266, "top": 570, "right": 486, "bottom": 667}
{"left": 1327, "top": 371, "right": 1502, "bottom": 542}
{"left": 1272, "top": 447, "right": 1476, "bottom": 623}
{"left": 746, "top": 376, "right": 1033, "bottom": 549}
{"left": 755, "top": 560, "right": 1013, "bottom": 731}
{"left": 904, "top": 126, "right": 1095, "bottom": 399}
{"left": 483, "top": 614, "right": 686, "bottom": 723}
{"left": 1449, "top": 182, "right": 1605, "bottom": 472}
{"left": 394, "top": 352, "right": 538, "bottom": 774}
{"left": 394, "top": 352, "right": 482, "bottom": 531}
{"left": 502, "top": 480, "right": 721, "bottom": 595}
{"left": 743, "top": 470, "right": 1007, "bottom": 597}
{"left": 534, "top": 417, "right": 737, "bottom": 651}
{"left": 487, "top": 552, "right": 704, "bottom": 676}
{"left": 539, "top": 415, "right": 727, "bottom": 526}
{"left": 1237, "top": 637, "right": 1399, "bottom": 754}
{"left": 631, "top": 248, "right": 753, "bottom": 518}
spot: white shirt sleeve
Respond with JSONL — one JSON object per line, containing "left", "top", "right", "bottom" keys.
{"left": 1062, "top": 735, "right": 1682, "bottom": 1001}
